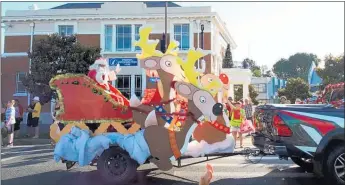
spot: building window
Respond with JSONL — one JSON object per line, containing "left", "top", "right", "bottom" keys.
{"left": 135, "top": 75, "right": 142, "bottom": 98}
{"left": 16, "top": 72, "right": 27, "bottom": 94}
{"left": 252, "top": 84, "right": 267, "bottom": 93}
{"left": 134, "top": 25, "right": 142, "bottom": 51}
{"left": 58, "top": 25, "right": 74, "bottom": 36}
{"left": 104, "top": 25, "right": 113, "bottom": 52}
{"left": 174, "top": 24, "right": 190, "bottom": 50}
{"left": 115, "top": 75, "right": 131, "bottom": 99}
{"left": 116, "top": 25, "right": 132, "bottom": 52}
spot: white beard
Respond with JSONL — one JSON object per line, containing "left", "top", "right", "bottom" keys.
{"left": 96, "top": 67, "right": 110, "bottom": 85}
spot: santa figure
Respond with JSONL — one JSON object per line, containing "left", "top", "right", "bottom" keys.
{"left": 88, "top": 58, "right": 127, "bottom": 105}
{"left": 88, "top": 58, "right": 121, "bottom": 92}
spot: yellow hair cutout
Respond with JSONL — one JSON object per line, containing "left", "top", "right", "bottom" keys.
{"left": 177, "top": 48, "right": 206, "bottom": 87}
{"left": 134, "top": 26, "right": 180, "bottom": 59}
{"left": 134, "top": 27, "right": 163, "bottom": 59}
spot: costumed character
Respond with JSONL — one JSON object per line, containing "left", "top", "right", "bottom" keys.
{"left": 88, "top": 58, "right": 128, "bottom": 106}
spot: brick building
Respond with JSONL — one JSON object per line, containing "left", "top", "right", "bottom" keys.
{"left": 1, "top": 2, "right": 236, "bottom": 128}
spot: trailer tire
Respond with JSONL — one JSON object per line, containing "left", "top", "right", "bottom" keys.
{"left": 97, "top": 147, "right": 138, "bottom": 184}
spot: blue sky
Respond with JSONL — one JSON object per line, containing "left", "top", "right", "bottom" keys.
{"left": 2, "top": 1, "right": 344, "bottom": 69}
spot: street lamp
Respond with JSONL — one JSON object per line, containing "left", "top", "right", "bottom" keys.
{"left": 28, "top": 22, "right": 35, "bottom": 105}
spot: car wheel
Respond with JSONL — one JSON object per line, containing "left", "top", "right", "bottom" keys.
{"left": 324, "top": 145, "right": 345, "bottom": 185}
{"left": 97, "top": 146, "right": 139, "bottom": 184}
{"left": 290, "top": 157, "right": 313, "bottom": 172}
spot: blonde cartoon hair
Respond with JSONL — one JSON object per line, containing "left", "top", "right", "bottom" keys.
{"left": 134, "top": 26, "right": 179, "bottom": 59}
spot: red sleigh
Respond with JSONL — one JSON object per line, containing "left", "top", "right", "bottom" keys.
{"left": 49, "top": 74, "right": 141, "bottom": 141}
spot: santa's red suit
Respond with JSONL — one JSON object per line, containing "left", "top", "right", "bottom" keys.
{"left": 87, "top": 60, "right": 130, "bottom": 106}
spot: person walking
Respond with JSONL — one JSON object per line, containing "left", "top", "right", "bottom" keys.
{"left": 243, "top": 98, "right": 255, "bottom": 135}
{"left": 227, "top": 99, "right": 246, "bottom": 148}
{"left": 26, "top": 96, "right": 41, "bottom": 138}
{"left": 5, "top": 100, "right": 16, "bottom": 147}
{"left": 14, "top": 99, "right": 23, "bottom": 138}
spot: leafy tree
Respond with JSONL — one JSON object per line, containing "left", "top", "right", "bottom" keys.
{"left": 22, "top": 34, "right": 101, "bottom": 104}
{"left": 252, "top": 69, "right": 262, "bottom": 77}
{"left": 222, "top": 44, "right": 234, "bottom": 68}
{"left": 234, "top": 85, "right": 259, "bottom": 105}
{"left": 277, "top": 77, "right": 311, "bottom": 103}
{"left": 273, "top": 53, "right": 321, "bottom": 81}
{"left": 316, "top": 54, "right": 344, "bottom": 86}
{"left": 263, "top": 70, "right": 273, "bottom": 77}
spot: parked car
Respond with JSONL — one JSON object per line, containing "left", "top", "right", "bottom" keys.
{"left": 252, "top": 89, "right": 344, "bottom": 185}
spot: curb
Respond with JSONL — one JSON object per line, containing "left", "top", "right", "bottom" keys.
{"left": 13, "top": 138, "right": 51, "bottom": 145}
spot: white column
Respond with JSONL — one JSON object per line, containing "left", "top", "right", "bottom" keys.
{"left": 243, "top": 83, "right": 249, "bottom": 100}
{"left": 141, "top": 69, "right": 146, "bottom": 97}
{"left": 131, "top": 74, "right": 135, "bottom": 96}
{"left": 229, "top": 84, "right": 234, "bottom": 99}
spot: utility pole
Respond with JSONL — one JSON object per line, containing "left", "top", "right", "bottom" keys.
{"left": 28, "top": 22, "right": 35, "bottom": 105}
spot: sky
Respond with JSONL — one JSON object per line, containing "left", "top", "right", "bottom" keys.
{"left": 1, "top": 1, "right": 344, "bottom": 69}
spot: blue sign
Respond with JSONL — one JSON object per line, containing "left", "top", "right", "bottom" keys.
{"left": 109, "top": 58, "right": 138, "bottom": 67}
{"left": 149, "top": 77, "right": 160, "bottom": 83}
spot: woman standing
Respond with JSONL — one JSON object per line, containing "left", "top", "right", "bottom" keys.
{"left": 227, "top": 100, "right": 246, "bottom": 148}
{"left": 5, "top": 100, "right": 16, "bottom": 147}
{"left": 14, "top": 99, "right": 23, "bottom": 138}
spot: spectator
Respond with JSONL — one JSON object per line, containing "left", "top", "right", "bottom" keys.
{"left": 5, "top": 100, "right": 16, "bottom": 147}
{"left": 295, "top": 98, "right": 302, "bottom": 104}
{"left": 14, "top": 99, "right": 23, "bottom": 138}
{"left": 227, "top": 99, "right": 246, "bottom": 148}
{"left": 243, "top": 99, "right": 255, "bottom": 135}
{"left": 280, "top": 96, "right": 288, "bottom": 104}
{"left": 25, "top": 100, "right": 35, "bottom": 137}
{"left": 27, "top": 96, "right": 41, "bottom": 138}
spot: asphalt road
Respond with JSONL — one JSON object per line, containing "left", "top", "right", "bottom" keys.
{"left": 1, "top": 143, "right": 326, "bottom": 185}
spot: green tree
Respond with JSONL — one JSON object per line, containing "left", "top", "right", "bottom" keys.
{"left": 263, "top": 70, "right": 273, "bottom": 77}
{"left": 222, "top": 44, "right": 234, "bottom": 68}
{"left": 22, "top": 34, "right": 101, "bottom": 104}
{"left": 277, "top": 77, "right": 311, "bottom": 103}
{"left": 316, "top": 54, "right": 344, "bottom": 86}
{"left": 242, "top": 58, "right": 262, "bottom": 77}
{"left": 273, "top": 53, "right": 321, "bottom": 81}
{"left": 252, "top": 69, "right": 262, "bottom": 77}
{"left": 234, "top": 85, "right": 259, "bottom": 105}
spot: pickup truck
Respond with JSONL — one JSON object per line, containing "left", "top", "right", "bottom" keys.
{"left": 252, "top": 90, "right": 344, "bottom": 185}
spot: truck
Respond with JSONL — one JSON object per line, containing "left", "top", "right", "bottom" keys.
{"left": 252, "top": 84, "right": 344, "bottom": 185}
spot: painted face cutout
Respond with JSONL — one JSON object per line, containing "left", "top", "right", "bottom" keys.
{"left": 139, "top": 56, "right": 161, "bottom": 70}
{"left": 159, "top": 55, "right": 186, "bottom": 81}
{"left": 200, "top": 74, "right": 222, "bottom": 96}
{"left": 175, "top": 81, "right": 221, "bottom": 122}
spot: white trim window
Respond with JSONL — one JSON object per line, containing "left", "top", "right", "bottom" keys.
{"left": 134, "top": 24, "right": 142, "bottom": 51}
{"left": 134, "top": 75, "right": 142, "bottom": 98}
{"left": 58, "top": 25, "right": 74, "bottom": 36}
{"left": 104, "top": 25, "right": 113, "bottom": 52}
{"left": 174, "top": 24, "right": 190, "bottom": 50}
{"left": 115, "top": 75, "right": 131, "bottom": 99}
{"left": 16, "top": 72, "right": 27, "bottom": 94}
{"left": 116, "top": 25, "right": 132, "bottom": 52}
{"left": 252, "top": 84, "right": 267, "bottom": 93}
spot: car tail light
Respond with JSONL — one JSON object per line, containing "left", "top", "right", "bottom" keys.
{"left": 272, "top": 115, "right": 292, "bottom": 137}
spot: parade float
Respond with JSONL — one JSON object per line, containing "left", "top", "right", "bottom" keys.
{"left": 50, "top": 26, "right": 244, "bottom": 184}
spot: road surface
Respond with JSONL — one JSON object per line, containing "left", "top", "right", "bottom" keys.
{"left": 1, "top": 143, "right": 326, "bottom": 185}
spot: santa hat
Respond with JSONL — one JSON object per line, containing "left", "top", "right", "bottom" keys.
{"left": 94, "top": 58, "right": 108, "bottom": 66}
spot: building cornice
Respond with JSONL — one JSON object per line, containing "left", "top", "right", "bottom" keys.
{"left": 1, "top": 13, "right": 214, "bottom": 23}
{"left": 212, "top": 13, "right": 237, "bottom": 49}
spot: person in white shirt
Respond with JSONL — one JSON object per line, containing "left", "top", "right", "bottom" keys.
{"left": 5, "top": 100, "right": 16, "bottom": 147}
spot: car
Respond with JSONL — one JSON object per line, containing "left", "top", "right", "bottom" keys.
{"left": 252, "top": 91, "right": 344, "bottom": 185}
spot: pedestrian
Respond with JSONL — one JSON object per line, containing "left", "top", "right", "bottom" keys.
{"left": 5, "top": 100, "right": 16, "bottom": 147}
{"left": 280, "top": 96, "right": 288, "bottom": 104}
{"left": 295, "top": 98, "right": 302, "bottom": 104}
{"left": 227, "top": 99, "right": 246, "bottom": 148}
{"left": 243, "top": 98, "right": 255, "bottom": 135}
{"left": 14, "top": 99, "right": 23, "bottom": 138}
{"left": 26, "top": 96, "right": 41, "bottom": 138}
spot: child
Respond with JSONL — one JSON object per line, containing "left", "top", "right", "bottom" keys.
{"left": 227, "top": 100, "right": 246, "bottom": 148}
